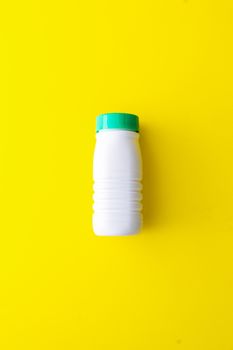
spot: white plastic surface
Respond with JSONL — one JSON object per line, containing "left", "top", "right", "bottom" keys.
{"left": 93, "top": 129, "right": 143, "bottom": 236}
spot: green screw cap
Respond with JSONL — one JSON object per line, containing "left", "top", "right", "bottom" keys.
{"left": 96, "top": 113, "right": 139, "bottom": 133}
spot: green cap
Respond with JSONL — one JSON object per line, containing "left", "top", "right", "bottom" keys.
{"left": 96, "top": 113, "right": 139, "bottom": 133}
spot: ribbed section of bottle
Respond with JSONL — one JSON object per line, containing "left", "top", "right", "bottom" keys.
{"left": 93, "top": 179, "right": 142, "bottom": 236}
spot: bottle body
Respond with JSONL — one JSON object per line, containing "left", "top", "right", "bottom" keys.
{"left": 93, "top": 129, "right": 143, "bottom": 236}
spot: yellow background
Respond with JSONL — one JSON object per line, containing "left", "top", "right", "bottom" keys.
{"left": 0, "top": 0, "right": 233, "bottom": 349}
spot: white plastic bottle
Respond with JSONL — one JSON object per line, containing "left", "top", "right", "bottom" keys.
{"left": 93, "top": 113, "right": 143, "bottom": 236}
